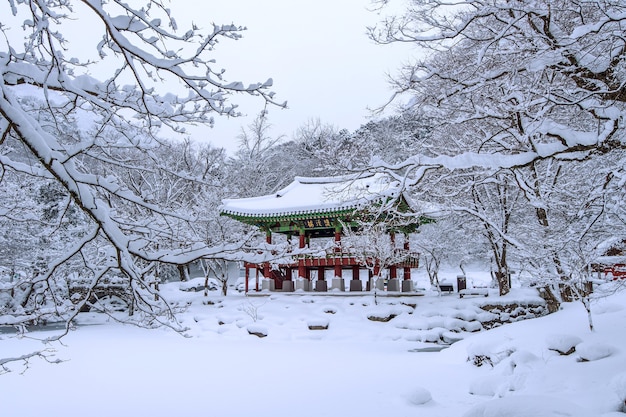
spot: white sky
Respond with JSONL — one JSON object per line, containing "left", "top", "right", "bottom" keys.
{"left": 175, "top": 0, "right": 416, "bottom": 153}
{"left": 2, "top": 0, "right": 415, "bottom": 154}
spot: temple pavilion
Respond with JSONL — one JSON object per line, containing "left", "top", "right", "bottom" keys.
{"left": 220, "top": 173, "right": 430, "bottom": 293}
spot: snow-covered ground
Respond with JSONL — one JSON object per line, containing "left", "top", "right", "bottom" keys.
{"left": 1, "top": 270, "right": 625, "bottom": 417}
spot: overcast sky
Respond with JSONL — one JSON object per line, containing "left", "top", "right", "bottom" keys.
{"left": 176, "top": 0, "right": 415, "bottom": 154}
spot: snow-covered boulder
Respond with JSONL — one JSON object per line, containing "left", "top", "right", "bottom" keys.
{"left": 321, "top": 305, "right": 337, "bottom": 314}
{"left": 307, "top": 317, "right": 329, "bottom": 330}
{"left": 422, "top": 327, "right": 446, "bottom": 343}
{"left": 443, "top": 317, "right": 467, "bottom": 332}
{"left": 366, "top": 303, "right": 412, "bottom": 322}
{"left": 442, "top": 330, "right": 466, "bottom": 344}
{"left": 246, "top": 324, "right": 268, "bottom": 338}
{"left": 467, "top": 340, "right": 515, "bottom": 367}
{"left": 576, "top": 342, "right": 615, "bottom": 362}
{"left": 462, "top": 320, "right": 484, "bottom": 333}
{"left": 509, "top": 350, "right": 541, "bottom": 369}
{"left": 546, "top": 334, "right": 582, "bottom": 355}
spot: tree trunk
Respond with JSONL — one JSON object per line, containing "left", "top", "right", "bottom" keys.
{"left": 221, "top": 276, "right": 228, "bottom": 296}
{"left": 495, "top": 271, "right": 510, "bottom": 296}
{"left": 178, "top": 264, "right": 189, "bottom": 282}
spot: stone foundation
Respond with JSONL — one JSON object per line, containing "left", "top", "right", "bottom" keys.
{"left": 387, "top": 278, "right": 400, "bottom": 291}
{"left": 261, "top": 279, "right": 275, "bottom": 291}
{"left": 295, "top": 279, "right": 311, "bottom": 291}
{"left": 402, "top": 280, "right": 414, "bottom": 292}
{"left": 350, "top": 280, "right": 363, "bottom": 291}
{"left": 331, "top": 278, "right": 345, "bottom": 291}
{"left": 282, "top": 281, "right": 294, "bottom": 292}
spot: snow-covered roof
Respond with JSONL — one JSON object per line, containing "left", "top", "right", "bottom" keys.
{"left": 220, "top": 173, "right": 406, "bottom": 219}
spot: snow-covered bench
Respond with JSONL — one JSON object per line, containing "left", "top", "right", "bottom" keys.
{"left": 459, "top": 288, "right": 489, "bottom": 298}
{"left": 438, "top": 284, "right": 454, "bottom": 293}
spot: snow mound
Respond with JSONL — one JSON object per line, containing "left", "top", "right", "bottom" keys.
{"left": 321, "top": 305, "right": 338, "bottom": 314}
{"left": 421, "top": 327, "right": 447, "bottom": 343}
{"left": 546, "top": 334, "right": 582, "bottom": 355}
{"left": 468, "top": 374, "right": 509, "bottom": 397}
{"left": 467, "top": 339, "right": 515, "bottom": 367}
{"left": 366, "top": 303, "right": 412, "bottom": 322}
{"left": 576, "top": 342, "right": 615, "bottom": 362}
{"left": 406, "top": 386, "right": 433, "bottom": 405}
{"left": 610, "top": 372, "right": 626, "bottom": 405}
{"left": 453, "top": 309, "right": 479, "bottom": 321}
{"left": 463, "top": 395, "right": 591, "bottom": 417}
{"left": 246, "top": 324, "right": 268, "bottom": 338}
{"left": 509, "top": 350, "right": 541, "bottom": 368}
{"left": 593, "top": 303, "right": 624, "bottom": 314}
{"left": 307, "top": 317, "right": 330, "bottom": 330}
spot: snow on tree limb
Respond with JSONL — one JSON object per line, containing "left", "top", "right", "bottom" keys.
{"left": 369, "top": 0, "right": 626, "bottom": 297}
{"left": 0, "top": 0, "right": 286, "bottom": 339}
{"left": 370, "top": 0, "right": 625, "bottom": 176}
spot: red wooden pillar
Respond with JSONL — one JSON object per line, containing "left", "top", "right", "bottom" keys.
{"left": 403, "top": 237, "right": 411, "bottom": 281}
{"left": 263, "top": 230, "right": 271, "bottom": 280}
{"left": 299, "top": 231, "right": 306, "bottom": 249}
{"left": 389, "top": 231, "right": 397, "bottom": 279}
{"left": 298, "top": 229, "right": 306, "bottom": 280}
{"left": 318, "top": 266, "right": 325, "bottom": 283}
{"left": 334, "top": 225, "right": 342, "bottom": 278}
{"left": 352, "top": 265, "right": 360, "bottom": 280}
{"left": 245, "top": 263, "right": 249, "bottom": 293}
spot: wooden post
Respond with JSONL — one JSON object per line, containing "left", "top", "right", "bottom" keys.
{"left": 352, "top": 265, "right": 359, "bottom": 281}
{"left": 389, "top": 231, "right": 397, "bottom": 279}
{"left": 298, "top": 229, "right": 306, "bottom": 280}
{"left": 334, "top": 225, "right": 342, "bottom": 278}
{"left": 264, "top": 230, "right": 271, "bottom": 284}
{"left": 403, "top": 238, "right": 411, "bottom": 281}
{"left": 245, "top": 263, "right": 249, "bottom": 293}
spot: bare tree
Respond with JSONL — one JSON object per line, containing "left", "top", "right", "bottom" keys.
{"left": 227, "top": 113, "right": 287, "bottom": 197}
{"left": 342, "top": 221, "right": 407, "bottom": 303}
{"left": 199, "top": 258, "right": 230, "bottom": 296}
